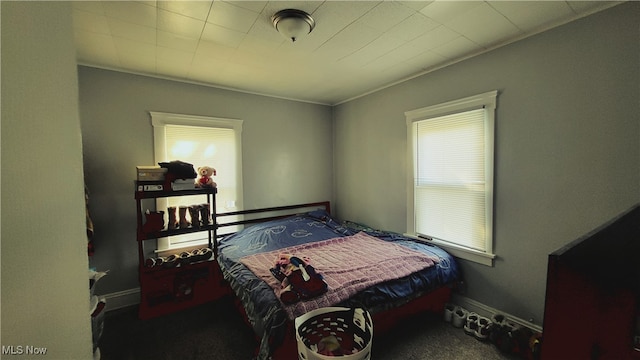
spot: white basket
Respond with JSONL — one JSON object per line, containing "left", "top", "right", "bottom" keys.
{"left": 295, "top": 307, "right": 373, "bottom": 360}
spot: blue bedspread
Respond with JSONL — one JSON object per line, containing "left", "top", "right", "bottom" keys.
{"left": 217, "top": 210, "right": 459, "bottom": 360}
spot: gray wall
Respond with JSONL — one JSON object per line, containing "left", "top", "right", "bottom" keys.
{"left": 1, "top": 2, "right": 93, "bottom": 358}
{"left": 333, "top": 2, "right": 639, "bottom": 325}
{"left": 78, "top": 67, "right": 333, "bottom": 293}
{"left": 78, "top": 2, "right": 638, "bottom": 329}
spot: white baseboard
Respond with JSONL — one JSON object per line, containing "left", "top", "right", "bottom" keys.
{"left": 103, "top": 288, "right": 140, "bottom": 312}
{"left": 101, "top": 288, "right": 543, "bottom": 334}
{"left": 451, "top": 294, "right": 543, "bottom": 333}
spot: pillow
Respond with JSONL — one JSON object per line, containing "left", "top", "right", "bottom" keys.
{"left": 342, "top": 220, "right": 379, "bottom": 233}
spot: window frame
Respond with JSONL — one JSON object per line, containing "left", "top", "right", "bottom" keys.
{"left": 150, "top": 111, "right": 243, "bottom": 252}
{"left": 405, "top": 91, "right": 497, "bottom": 266}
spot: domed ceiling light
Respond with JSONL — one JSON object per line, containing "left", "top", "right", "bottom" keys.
{"left": 271, "top": 9, "right": 315, "bottom": 42}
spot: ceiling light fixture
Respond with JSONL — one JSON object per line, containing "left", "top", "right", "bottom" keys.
{"left": 271, "top": 9, "right": 315, "bottom": 43}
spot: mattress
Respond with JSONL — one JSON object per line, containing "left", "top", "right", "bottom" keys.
{"left": 217, "top": 209, "right": 459, "bottom": 359}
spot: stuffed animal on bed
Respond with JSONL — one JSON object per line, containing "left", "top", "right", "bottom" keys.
{"left": 270, "top": 253, "right": 327, "bottom": 304}
{"left": 195, "top": 166, "right": 217, "bottom": 188}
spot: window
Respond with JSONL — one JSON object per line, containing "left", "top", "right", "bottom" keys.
{"left": 405, "top": 91, "right": 497, "bottom": 266}
{"left": 150, "top": 112, "right": 243, "bottom": 251}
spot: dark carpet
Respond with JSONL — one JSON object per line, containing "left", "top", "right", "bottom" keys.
{"left": 98, "top": 297, "right": 521, "bottom": 360}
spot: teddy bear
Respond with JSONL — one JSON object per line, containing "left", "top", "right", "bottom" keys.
{"left": 195, "top": 166, "right": 217, "bottom": 188}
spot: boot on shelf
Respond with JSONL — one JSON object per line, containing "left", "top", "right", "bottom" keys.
{"left": 179, "top": 206, "right": 190, "bottom": 229}
{"left": 199, "top": 203, "right": 211, "bottom": 226}
{"left": 142, "top": 210, "right": 165, "bottom": 233}
{"left": 189, "top": 205, "right": 201, "bottom": 229}
{"left": 167, "top": 206, "right": 178, "bottom": 230}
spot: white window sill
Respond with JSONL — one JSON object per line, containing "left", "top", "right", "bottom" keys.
{"left": 403, "top": 233, "right": 495, "bottom": 267}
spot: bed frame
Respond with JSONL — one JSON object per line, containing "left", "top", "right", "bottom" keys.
{"left": 215, "top": 201, "right": 453, "bottom": 359}
{"left": 215, "top": 201, "right": 331, "bottom": 239}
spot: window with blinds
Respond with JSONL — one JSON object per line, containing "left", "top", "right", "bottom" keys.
{"left": 150, "top": 112, "right": 243, "bottom": 251}
{"left": 406, "top": 91, "right": 497, "bottom": 265}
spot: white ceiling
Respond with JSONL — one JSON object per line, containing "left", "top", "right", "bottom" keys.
{"left": 72, "top": 1, "right": 622, "bottom": 105}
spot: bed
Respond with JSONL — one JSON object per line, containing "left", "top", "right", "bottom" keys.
{"left": 216, "top": 202, "right": 460, "bottom": 359}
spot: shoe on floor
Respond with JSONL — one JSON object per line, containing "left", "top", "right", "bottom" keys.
{"left": 464, "top": 312, "right": 479, "bottom": 335}
{"left": 491, "top": 313, "right": 506, "bottom": 326}
{"left": 474, "top": 316, "right": 493, "bottom": 341}
{"left": 443, "top": 303, "right": 455, "bottom": 323}
{"left": 452, "top": 306, "right": 468, "bottom": 328}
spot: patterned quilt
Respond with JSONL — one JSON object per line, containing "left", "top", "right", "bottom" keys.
{"left": 217, "top": 210, "right": 460, "bottom": 360}
{"left": 240, "top": 231, "right": 440, "bottom": 319}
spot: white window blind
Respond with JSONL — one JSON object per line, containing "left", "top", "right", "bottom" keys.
{"left": 406, "top": 91, "right": 496, "bottom": 266}
{"left": 415, "top": 108, "right": 486, "bottom": 250}
{"left": 151, "top": 112, "right": 243, "bottom": 251}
